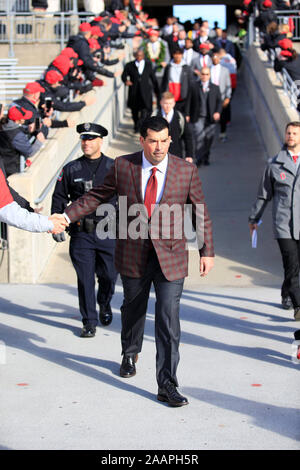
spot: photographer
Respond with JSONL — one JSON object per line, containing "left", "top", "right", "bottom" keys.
{"left": 13, "top": 81, "right": 50, "bottom": 139}
{"left": 67, "top": 22, "right": 121, "bottom": 82}
{"left": 0, "top": 106, "right": 45, "bottom": 176}
{"left": 47, "top": 50, "right": 93, "bottom": 95}
{"left": 38, "top": 70, "right": 96, "bottom": 113}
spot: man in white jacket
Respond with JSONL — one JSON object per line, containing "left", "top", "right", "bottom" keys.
{"left": 0, "top": 168, "right": 67, "bottom": 234}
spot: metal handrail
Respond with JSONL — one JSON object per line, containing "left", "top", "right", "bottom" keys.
{"left": 265, "top": 48, "right": 300, "bottom": 113}
{"left": 0, "top": 0, "right": 80, "bottom": 14}
{"left": 274, "top": 10, "right": 300, "bottom": 14}
{"left": 275, "top": 10, "right": 300, "bottom": 40}
{"left": 0, "top": 11, "right": 96, "bottom": 54}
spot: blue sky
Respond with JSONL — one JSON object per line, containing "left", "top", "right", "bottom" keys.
{"left": 173, "top": 4, "right": 226, "bottom": 28}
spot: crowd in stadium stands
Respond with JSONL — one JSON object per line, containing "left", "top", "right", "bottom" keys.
{"left": 0, "top": 0, "right": 298, "bottom": 178}
{"left": 247, "top": 0, "right": 300, "bottom": 84}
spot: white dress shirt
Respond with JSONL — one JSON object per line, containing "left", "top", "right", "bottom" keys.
{"left": 135, "top": 59, "right": 145, "bottom": 75}
{"left": 199, "top": 35, "right": 208, "bottom": 43}
{"left": 200, "top": 54, "right": 212, "bottom": 68}
{"left": 201, "top": 81, "right": 210, "bottom": 92}
{"left": 183, "top": 48, "right": 194, "bottom": 66}
{"left": 161, "top": 108, "right": 174, "bottom": 123}
{"left": 210, "top": 63, "right": 221, "bottom": 86}
{"left": 142, "top": 152, "right": 168, "bottom": 205}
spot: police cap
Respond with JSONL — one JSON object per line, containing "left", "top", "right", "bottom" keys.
{"left": 76, "top": 122, "right": 108, "bottom": 139}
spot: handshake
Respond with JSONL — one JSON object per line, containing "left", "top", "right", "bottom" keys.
{"left": 48, "top": 213, "right": 69, "bottom": 235}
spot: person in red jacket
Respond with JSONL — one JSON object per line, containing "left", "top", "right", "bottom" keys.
{"left": 0, "top": 168, "right": 67, "bottom": 234}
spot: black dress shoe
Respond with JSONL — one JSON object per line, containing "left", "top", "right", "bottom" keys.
{"left": 294, "top": 307, "right": 300, "bottom": 321}
{"left": 282, "top": 296, "right": 293, "bottom": 310}
{"left": 80, "top": 325, "right": 96, "bottom": 338}
{"left": 99, "top": 304, "right": 113, "bottom": 326}
{"left": 120, "top": 354, "right": 138, "bottom": 378}
{"left": 157, "top": 382, "right": 189, "bottom": 407}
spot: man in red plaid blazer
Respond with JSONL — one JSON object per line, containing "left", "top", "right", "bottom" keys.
{"left": 63, "top": 116, "right": 214, "bottom": 406}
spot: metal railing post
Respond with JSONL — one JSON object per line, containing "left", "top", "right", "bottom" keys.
{"left": 60, "top": 12, "right": 65, "bottom": 50}
{"left": 8, "top": 12, "right": 15, "bottom": 57}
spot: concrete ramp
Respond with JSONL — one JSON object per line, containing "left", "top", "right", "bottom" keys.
{"left": 0, "top": 73, "right": 299, "bottom": 451}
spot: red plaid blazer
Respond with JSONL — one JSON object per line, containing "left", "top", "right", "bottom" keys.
{"left": 64, "top": 151, "right": 214, "bottom": 281}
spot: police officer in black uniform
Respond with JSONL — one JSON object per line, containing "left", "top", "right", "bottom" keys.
{"left": 51, "top": 123, "right": 117, "bottom": 338}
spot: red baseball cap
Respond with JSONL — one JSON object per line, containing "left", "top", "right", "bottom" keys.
{"left": 88, "top": 38, "right": 99, "bottom": 49}
{"left": 262, "top": 0, "right": 272, "bottom": 7}
{"left": 199, "top": 43, "right": 211, "bottom": 50}
{"left": 60, "top": 47, "right": 78, "bottom": 58}
{"left": 8, "top": 106, "right": 33, "bottom": 121}
{"left": 280, "top": 50, "right": 293, "bottom": 57}
{"left": 91, "top": 26, "right": 104, "bottom": 37}
{"left": 148, "top": 28, "right": 159, "bottom": 37}
{"left": 52, "top": 55, "right": 72, "bottom": 75}
{"left": 79, "top": 22, "right": 92, "bottom": 32}
{"left": 23, "top": 81, "right": 45, "bottom": 94}
{"left": 278, "top": 38, "right": 293, "bottom": 50}
{"left": 45, "top": 70, "right": 64, "bottom": 84}
{"left": 77, "top": 59, "right": 83, "bottom": 66}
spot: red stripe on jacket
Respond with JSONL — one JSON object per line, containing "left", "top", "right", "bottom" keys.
{"left": 0, "top": 169, "right": 14, "bottom": 209}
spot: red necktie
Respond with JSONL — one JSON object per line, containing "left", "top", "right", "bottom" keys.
{"left": 203, "top": 56, "right": 206, "bottom": 67}
{"left": 292, "top": 155, "right": 298, "bottom": 163}
{"left": 144, "top": 167, "right": 157, "bottom": 217}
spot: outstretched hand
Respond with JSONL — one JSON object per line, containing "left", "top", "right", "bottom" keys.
{"left": 48, "top": 214, "right": 68, "bottom": 234}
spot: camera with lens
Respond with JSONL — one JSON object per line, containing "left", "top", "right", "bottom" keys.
{"left": 45, "top": 97, "right": 53, "bottom": 112}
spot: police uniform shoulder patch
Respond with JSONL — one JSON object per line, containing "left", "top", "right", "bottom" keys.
{"left": 57, "top": 169, "right": 64, "bottom": 182}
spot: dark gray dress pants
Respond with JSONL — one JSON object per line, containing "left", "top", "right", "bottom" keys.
{"left": 120, "top": 249, "right": 184, "bottom": 387}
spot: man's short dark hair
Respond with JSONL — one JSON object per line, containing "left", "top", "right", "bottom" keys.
{"left": 140, "top": 116, "right": 170, "bottom": 138}
{"left": 286, "top": 121, "right": 300, "bottom": 131}
{"left": 134, "top": 48, "right": 144, "bottom": 57}
{"left": 172, "top": 47, "right": 184, "bottom": 55}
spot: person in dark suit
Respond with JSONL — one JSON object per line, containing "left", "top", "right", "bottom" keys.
{"left": 61, "top": 116, "right": 215, "bottom": 407}
{"left": 183, "top": 37, "right": 200, "bottom": 66}
{"left": 121, "top": 49, "right": 160, "bottom": 132}
{"left": 215, "top": 29, "right": 236, "bottom": 58}
{"left": 161, "top": 47, "right": 194, "bottom": 116}
{"left": 188, "top": 66, "right": 222, "bottom": 166}
{"left": 155, "top": 91, "right": 194, "bottom": 161}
